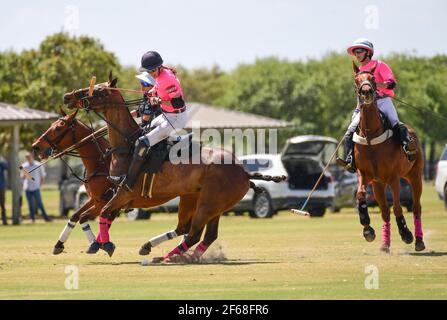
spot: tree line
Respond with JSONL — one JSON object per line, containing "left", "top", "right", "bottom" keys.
{"left": 1, "top": 33, "right": 446, "bottom": 178}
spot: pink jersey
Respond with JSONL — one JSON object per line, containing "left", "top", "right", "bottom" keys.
{"left": 155, "top": 68, "right": 185, "bottom": 113}
{"left": 359, "top": 59, "right": 396, "bottom": 97}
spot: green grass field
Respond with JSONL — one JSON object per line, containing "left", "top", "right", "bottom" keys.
{"left": 0, "top": 183, "right": 446, "bottom": 299}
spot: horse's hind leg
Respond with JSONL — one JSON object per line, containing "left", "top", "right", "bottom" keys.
{"left": 53, "top": 199, "right": 95, "bottom": 255}
{"left": 357, "top": 174, "right": 375, "bottom": 242}
{"left": 372, "top": 182, "right": 392, "bottom": 252}
{"left": 190, "top": 215, "right": 221, "bottom": 261}
{"left": 406, "top": 169, "right": 425, "bottom": 251}
{"left": 390, "top": 178, "right": 414, "bottom": 245}
{"left": 163, "top": 201, "right": 219, "bottom": 262}
{"left": 139, "top": 193, "right": 198, "bottom": 256}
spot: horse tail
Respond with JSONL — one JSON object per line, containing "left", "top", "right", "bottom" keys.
{"left": 245, "top": 171, "right": 287, "bottom": 194}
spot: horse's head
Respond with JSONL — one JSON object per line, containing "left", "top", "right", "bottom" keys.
{"left": 32, "top": 108, "right": 79, "bottom": 160}
{"left": 63, "top": 71, "right": 120, "bottom": 112}
{"left": 353, "top": 62, "right": 377, "bottom": 105}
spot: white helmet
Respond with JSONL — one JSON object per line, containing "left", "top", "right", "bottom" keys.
{"left": 347, "top": 38, "right": 374, "bottom": 56}
{"left": 136, "top": 72, "right": 155, "bottom": 87}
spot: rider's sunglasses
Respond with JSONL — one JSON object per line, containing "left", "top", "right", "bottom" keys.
{"left": 354, "top": 48, "right": 367, "bottom": 54}
{"left": 140, "top": 80, "right": 151, "bottom": 87}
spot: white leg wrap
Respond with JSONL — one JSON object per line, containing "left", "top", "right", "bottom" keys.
{"left": 149, "top": 230, "right": 177, "bottom": 247}
{"left": 178, "top": 234, "right": 187, "bottom": 246}
{"left": 59, "top": 220, "right": 76, "bottom": 243}
{"left": 81, "top": 222, "right": 96, "bottom": 243}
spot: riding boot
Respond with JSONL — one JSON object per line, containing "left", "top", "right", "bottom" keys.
{"left": 394, "top": 123, "right": 416, "bottom": 161}
{"left": 336, "top": 132, "right": 356, "bottom": 173}
{"left": 108, "top": 137, "right": 150, "bottom": 191}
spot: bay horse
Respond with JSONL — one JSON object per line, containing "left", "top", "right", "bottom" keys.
{"left": 63, "top": 73, "right": 286, "bottom": 261}
{"left": 31, "top": 110, "right": 210, "bottom": 257}
{"left": 352, "top": 62, "right": 425, "bottom": 252}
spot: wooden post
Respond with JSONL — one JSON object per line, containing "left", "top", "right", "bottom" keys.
{"left": 10, "top": 125, "right": 21, "bottom": 225}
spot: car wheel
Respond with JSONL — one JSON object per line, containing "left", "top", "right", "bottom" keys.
{"left": 127, "top": 209, "right": 151, "bottom": 220}
{"left": 59, "top": 197, "right": 69, "bottom": 217}
{"left": 308, "top": 206, "right": 326, "bottom": 217}
{"left": 250, "top": 191, "right": 274, "bottom": 219}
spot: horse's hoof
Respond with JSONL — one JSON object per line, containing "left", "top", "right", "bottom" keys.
{"left": 400, "top": 228, "right": 414, "bottom": 244}
{"left": 380, "top": 245, "right": 390, "bottom": 253}
{"left": 139, "top": 242, "right": 152, "bottom": 256}
{"left": 415, "top": 237, "right": 425, "bottom": 252}
{"left": 151, "top": 257, "right": 164, "bottom": 264}
{"left": 86, "top": 241, "right": 101, "bottom": 254}
{"left": 102, "top": 242, "right": 116, "bottom": 257}
{"left": 363, "top": 226, "right": 376, "bottom": 242}
{"left": 53, "top": 244, "right": 64, "bottom": 255}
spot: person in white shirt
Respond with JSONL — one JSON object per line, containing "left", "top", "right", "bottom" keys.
{"left": 20, "top": 152, "right": 51, "bottom": 223}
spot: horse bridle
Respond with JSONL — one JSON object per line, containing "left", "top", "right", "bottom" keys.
{"left": 41, "top": 117, "right": 78, "bottom": 156}
{"left": 355, "top": 71, "right": 377, "bottom": 105}
{"left": 70, "top": 86, "right": 145, "bottom": 145}
{"left": 355, "top": 72, "right": 380, "bottom": 142}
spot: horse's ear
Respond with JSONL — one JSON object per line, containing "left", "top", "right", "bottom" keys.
{"left": 108, "top": 70, "right": 113, "bottom": 83}
{"left": 110, "top": 77, "right": 118, "bottom": 88}
{"left": 352, "top": 61, "right": 360, "bottom": 75}
{"left": 59, "top": 105, "right": 67, "bottom": 116}
{"left": 68, "top": 109, "right": 78, "bottom": 119}
{"left": 369, "top": 64, "right": 377, "bottom": 75}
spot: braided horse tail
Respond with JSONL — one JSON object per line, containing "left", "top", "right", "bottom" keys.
{"left": 246, "top": 171, "right": 287, "bottom": 194}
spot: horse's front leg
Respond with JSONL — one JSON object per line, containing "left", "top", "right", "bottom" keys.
{"left": 389, "top": 178, "right": 414, "bottom": 245}
{"left": 372, "top": 182, "right": 391, "bottom": 252}
{"left": 356, "top": 173, "right": 375, "bottom": 242}
{"left": 88, "top": 191, "right": 129, "bottom": 257}
{"left": 53, "top": 198, "right": 95, "bottom": 255}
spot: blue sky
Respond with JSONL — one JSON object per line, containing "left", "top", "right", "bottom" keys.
{"left": 1, "top": 0, "right": 446, "bottom": 70}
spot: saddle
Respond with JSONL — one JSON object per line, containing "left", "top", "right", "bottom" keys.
{"left": 138, "top": 133, "right": 201, "bottom": 197}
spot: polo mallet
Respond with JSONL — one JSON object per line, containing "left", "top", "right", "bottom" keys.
{"left": 88, "top": 76, "right": 96, "bottom": 96}
{"left": 291, "top": 137, "right": 345, "bottom": 216}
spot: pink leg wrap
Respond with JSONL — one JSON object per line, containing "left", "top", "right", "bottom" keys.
{"left": 164, "top": 241, "right": 189, "bottom": 259}
{"left": 414, "top": 216, "right": 423, "bottom": 238}
{"left": 382, "top": 222, "right": 391, "bottom": 246}
{"left": 98, "top": 217, "right": 110, "bottom": 243}
{"left": 96, "top": 220, "right": 113, "bottom": 242}
{"left": 192, "top": 241, "right": 209, "bottom": 258}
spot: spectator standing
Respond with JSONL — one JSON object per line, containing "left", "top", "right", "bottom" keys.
{"left": 20, "top": 152, "right": 51, "bottom": 223}
{"left": 0, "top": 157, "right": 8, "bottom": 225}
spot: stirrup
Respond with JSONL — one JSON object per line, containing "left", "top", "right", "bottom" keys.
{"left": 336, "top": 157, "right": 356, "bottom": 173}
{"left": 107, "top": 175, "right": 124, "bottom": 186}
{"left": 403, "top": 144, "right": 417, "bottom": 161}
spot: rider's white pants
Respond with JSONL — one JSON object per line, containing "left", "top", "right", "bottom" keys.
{"left": 144, "top": 111, "right": 188, "bottom": 146}
{"left": 347, "top": 97, "right": 399, "bottom": 134}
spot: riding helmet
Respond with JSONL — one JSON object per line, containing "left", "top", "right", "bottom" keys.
{"left": 139, "top": 51, "right": 164, "bottom": 72}
{"left": 347, "top": 38, "right": 374, "bottom": 57}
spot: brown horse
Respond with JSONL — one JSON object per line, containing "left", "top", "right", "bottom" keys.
{"left": 352, "top": 62, "right": 425, "bottom": 252}
{"left": 32, "top": 110, "right": 113, "bottom": 254}
{"left": 63, "top": 73, "right": 286, "bottom": 261}
{"left": 32, "top": 110, "right": 208, "bottom": 256}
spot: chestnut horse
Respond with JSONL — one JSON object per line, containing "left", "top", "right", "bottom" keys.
{"left": 63, "top": 73, "right": 286, "bottom": 261}
{"left": 32, "top": 110, "right": 112, "bottom": 254}
{"left": 352, "top": 62, "right": 425, "bottom": 252}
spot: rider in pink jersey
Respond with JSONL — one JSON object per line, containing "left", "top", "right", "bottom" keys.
{"left": 336, "top": 38, "right": 414, "bottom": 173}
{"left": 108, "top": 51, "right": 188, "bottom": 191}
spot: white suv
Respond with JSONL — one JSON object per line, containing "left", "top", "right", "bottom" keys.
{"left": 236, "top": 135, "right": 336, "bottom": 217}
{"left": 435, "top": 144, "right": 447, "bottom": 209}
